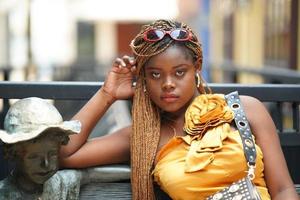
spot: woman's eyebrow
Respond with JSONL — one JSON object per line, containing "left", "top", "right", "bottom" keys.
{"left": 145, "top": 66, "right": 162, "bottom": 70}
{"left": 173, "top": 64, "right": 190, "bottom": 68}
{"left": 146, "top": 64, "right": 190, "bottom": 70}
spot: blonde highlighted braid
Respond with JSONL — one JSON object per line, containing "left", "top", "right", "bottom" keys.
{"left": 130, "top": 19, "right": 206, "bottom": 200}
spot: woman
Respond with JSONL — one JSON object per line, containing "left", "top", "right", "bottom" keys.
{"left": 59, "top": 19, "right": 298, "bottom": 199}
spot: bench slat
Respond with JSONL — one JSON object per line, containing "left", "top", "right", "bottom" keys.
{"left": 79, "top": 183, "right": 131, "bottom": 200}
{"left": 1, "top": 81, "right": 300, "bottom": 101}
{"left": 292, "top": 103, "right": 300, "bottom": 132}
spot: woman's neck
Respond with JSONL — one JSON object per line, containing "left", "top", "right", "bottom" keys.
{"left": 160, "top": 93, "right": 198, "bottom": 135}
{"left": 161, "top": 93, "right": 197, "bottom": 123}
{"left": 161, "top": 113, "right": 185, "bottom": 136}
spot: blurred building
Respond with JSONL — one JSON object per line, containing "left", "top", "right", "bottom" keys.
{"left": 209, "top": 0, "right": 300, "bottom": 84}
{"left": 0, "top": 0, "right": 215, "bottom": 82}
{"left": 0, "top": 0, "right": 180, "bottom": 82}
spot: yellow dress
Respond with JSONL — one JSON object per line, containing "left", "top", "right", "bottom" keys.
{"left": 152, "top": 94, "right": 271, "bottom": 200}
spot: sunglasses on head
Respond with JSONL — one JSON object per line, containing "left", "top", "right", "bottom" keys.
{"left": 143, "top": 28, "right": 192, "bottom": 42}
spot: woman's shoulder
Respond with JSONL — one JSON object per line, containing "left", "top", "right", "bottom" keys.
{"left": 195, "top": 93, "right": 264, "bottom": 114}
{"left": 238, "top": 95, "right": 276, "bottom": 137}
{"left": 239, "top": 95, "right": 262, "bottom": 107}
{"left": 190, "top": 93, "right": 269, "bottom": 124}
{"left": 239, "top": 95, "right": 266, "bottom": 119}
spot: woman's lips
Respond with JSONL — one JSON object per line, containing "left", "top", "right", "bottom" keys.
{"left": 161, "top": 94, "right": 179, "bottom": 103}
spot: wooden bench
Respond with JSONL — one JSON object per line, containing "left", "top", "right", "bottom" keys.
{"left": 0, "top": 81, "right": 300, "bottom": 198}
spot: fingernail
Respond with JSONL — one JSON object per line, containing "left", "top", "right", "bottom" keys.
{"left": 131, "top": 66, "right": 136, "bottom": 71}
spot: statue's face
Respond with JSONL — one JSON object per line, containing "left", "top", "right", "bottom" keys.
{"left": 18, "top": 135, "right": 60, "bottom": 185}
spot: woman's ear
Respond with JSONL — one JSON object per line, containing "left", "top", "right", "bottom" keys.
{"left": 194, "top": 57, "right": 202, "bottom": 71}
{"left": 195, "top": 68, "right": 201, "bottom": 75}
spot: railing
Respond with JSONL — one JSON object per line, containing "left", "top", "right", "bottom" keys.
{"left": 0, "top": 81, "right": 300, "bottom": 198}
{"left": 210, "top": 61, "right": 300, "bottom": 84}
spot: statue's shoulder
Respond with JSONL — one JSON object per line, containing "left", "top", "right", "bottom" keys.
{"left": 0, "top": 177, "right": 22, "bottom": 200}
{"left": 0, "top": 177, "right": 13, "bottom": 191}
{"left": 42, "top": 169, "right": 82, "bottom": 200}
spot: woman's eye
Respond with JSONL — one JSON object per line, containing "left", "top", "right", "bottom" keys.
{"left": 151, "top": 72, "right": 160, "bottom": 78}
{"left": 176, "top": 70, "right": 185, "bottom": 76}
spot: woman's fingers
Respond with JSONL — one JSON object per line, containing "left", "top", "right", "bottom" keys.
{"left": 113, "top": 56, "right": 136, "bottom": 74}
{"left": 123, "top": 55, "right": 136, "bottom": 67}
{"left": 122, "top": 56, "right": 136, "bottom": 73}
{"left": 130, "top": 66, "right": 136, "bottom": 73}
{"left": 122, "top": 55, "right": 131, "bottom": 66}
{"left": 113, "top": 58, "right": 126, "bottom": 68}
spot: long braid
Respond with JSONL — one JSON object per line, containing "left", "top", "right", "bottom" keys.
{"left": 130, "top": 19, "right": 205, "bottom": 200}
{"left": 131, "top": 72, "right": 160, "bottom": 200}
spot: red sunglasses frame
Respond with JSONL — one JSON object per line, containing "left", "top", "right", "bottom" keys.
{"left": 143, "top": 28, "right": 193, "bottom": 42}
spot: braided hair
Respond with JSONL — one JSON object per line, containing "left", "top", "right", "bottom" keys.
{"left": 130, "top": 19, "right": 205, "bottom": 200}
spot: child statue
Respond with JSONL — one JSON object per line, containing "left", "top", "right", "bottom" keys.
{"left": 0, "top": 97, "right": 81, "bottom": 200}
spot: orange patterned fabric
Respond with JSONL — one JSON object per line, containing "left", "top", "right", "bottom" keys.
{"left": 153, "top": 94, "right": 270, "bottom": 200}
{"left": 184, "top": 94, "right": 234, "bottom": 137}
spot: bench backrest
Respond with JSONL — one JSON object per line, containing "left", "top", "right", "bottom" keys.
{"left": 0, "top": 81, "right": 300, "bottom": 183}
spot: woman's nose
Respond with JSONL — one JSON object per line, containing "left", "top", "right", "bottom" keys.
{"left": 162, "top": 76, "right": 175, "bottom": 91}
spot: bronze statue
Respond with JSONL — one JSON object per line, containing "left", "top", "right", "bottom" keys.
{"left": 0, "top": 97, "right": 81, "bottom": 200}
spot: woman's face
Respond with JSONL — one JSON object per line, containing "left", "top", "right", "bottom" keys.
{"left": 17, "top": 135, "right": 60, "bottom": 185}
{"left": 144, "top": 45, "right": 199, "bottom": 114}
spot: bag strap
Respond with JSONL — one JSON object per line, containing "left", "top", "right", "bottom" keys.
{"left": 224, "top": 91, "right": 257, "bottom": 179}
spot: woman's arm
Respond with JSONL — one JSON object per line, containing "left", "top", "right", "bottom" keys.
{"left": 59, "top": 56, "right": 136, "bottom": 168}
{"left": 241, "top": 95, "right": 299, "bottom": 199}
{"left": 60, "top": 126, "right": 131, "bottom": 168}
{"left": 60, "top": 88, "right": 116, "bottom": 158}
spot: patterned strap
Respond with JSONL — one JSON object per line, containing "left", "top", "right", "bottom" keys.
{"left": 225, "top": 91, "right": 257, "bottom": 166}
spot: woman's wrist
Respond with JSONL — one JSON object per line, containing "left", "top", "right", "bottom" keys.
{"left": 98, "top": 87, "right": 116, "bottom": 105}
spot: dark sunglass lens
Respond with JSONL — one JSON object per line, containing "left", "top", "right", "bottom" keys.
{"left": 171, "top": 29, "right": 189, "bottom": 40}
{"left": 146, "top": 30, "right": 164, "bottom": 41}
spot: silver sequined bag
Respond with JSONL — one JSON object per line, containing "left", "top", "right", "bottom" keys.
{"left": 206, "top": 176, "right": 261, "bottom": 200}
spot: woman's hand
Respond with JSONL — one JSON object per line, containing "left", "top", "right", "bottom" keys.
{"left": 102, "top": 55, "right": 136, "bottom": 101}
